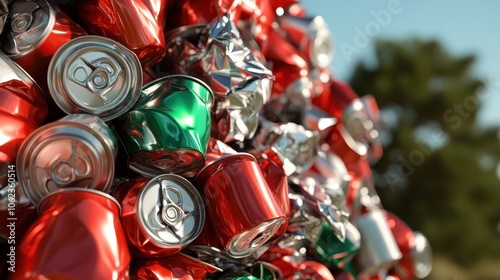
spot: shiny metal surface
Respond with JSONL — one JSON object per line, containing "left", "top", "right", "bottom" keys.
{"left": 354, "top": 209, "right": 402, "bottom": 277}
{"left": 77, "top": 0, "right": 167, "bottom": 66}
{"left": 119, "top": 74, "right": 213, "bottom": 178}
{"left": 0, "top": 0, "right": 86, "bottom": 95}
{"left": 13, "top": 188, "right": 130, "bottom": 280}
{"left": 48, "top": 35, "right": 142, "bottom": 120}
{"left": 342, "top": 95, "right": 383, "bottom": 164}
{"left": 195, "top": 153, "right": 286, "bottom": 258}
{"left": 1, "top": 0, "right": 54, "bottom": 58}
{"left": 131, "top": 252, "right": 221, "bottom": 280}
{"left": 116, "top": 174, "right": 205, "bottom": 257}
{"left": 200, "top": 14, "right": 273, "bottom": 141}
{"left": 16, "top": 114, "right": 116, "bottom": 206}
{"left": 0, "top": 53, "right": 47, "bottom": 186}
{"left": 280, "top": 14, "right": 334, "bottom": 69}
{"left": 254, "top": 120, "right": 319, "bottom": 177}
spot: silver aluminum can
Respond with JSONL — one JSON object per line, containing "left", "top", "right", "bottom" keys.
{"left": 47, "top": 35, "right": 142, "bottom": 120}
{"left": 16, "top": 114, "right": 117, "bottom": 205}
{"left": 354, "top": 209, "right": 402, "bottom": 277}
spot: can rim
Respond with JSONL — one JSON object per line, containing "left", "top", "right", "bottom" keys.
{"left": 16, "top": 120, "right": 116, "bottom": 206}
{"left": 136, "top": 173, "right": 205, "bottom": 248}
{"left": 47, "top": 35, "right": 143, "bottom": 120}
{"left": 37, "top": 187, "right": 121, "bottom": 215}
{"left": 2, "top": 0, "right": 56, "bottom": 59}
{"left": 194, "top": 152, "right": 257, "bottom": 183}
{"left": 142, "top": 74, "right": 215, "bottom": 108}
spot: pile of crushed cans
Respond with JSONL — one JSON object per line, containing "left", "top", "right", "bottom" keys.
{"left": 0, "top": 0, "right": 433, "bottom": 279}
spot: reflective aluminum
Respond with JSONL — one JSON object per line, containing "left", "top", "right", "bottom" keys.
{"left": 0, "top": 0, "right": 86, "bottom": 95}
{"left": 13, "top": 188, "right": 130, "bottom": 280}
{"left": 118, "top": 74, "right": 213, "bottom": 178}
{"left": 113, "top": 174, "right": 205, "bottom": 257}
{"left": 77, "top": 0, "right": 167, "bottom": 66}
{"left": 16, "top": 114, "right": 117, "bottom": 206}
{"left": 279, "top": 14, "right": 334, "bottom": 69}
{"left": 195, "top": 153, "right": 286, "bottom": 258}
{"left": 253, "top": 120, "right": 319, "bottom": 177}
{"left": 48, "top": 36, "right": 142, "bottom": 120}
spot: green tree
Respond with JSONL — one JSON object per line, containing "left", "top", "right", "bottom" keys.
{"left": 348, "top": 39, "right": 500, "bottom": 269}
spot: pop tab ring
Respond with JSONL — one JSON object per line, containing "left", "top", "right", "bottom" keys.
{"left": 138, "top": 174, "right": 205, "bottom": 249}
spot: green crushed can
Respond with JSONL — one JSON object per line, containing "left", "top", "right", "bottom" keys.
{"left": 119, "top": 74, "right": 213, "bottom": 177}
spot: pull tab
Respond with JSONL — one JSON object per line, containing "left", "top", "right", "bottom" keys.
{"left": 68, "top": 57, "right": 122, "bottom": 97}
{"left": 159, "top": 180, "right": 186, "bottom": 231}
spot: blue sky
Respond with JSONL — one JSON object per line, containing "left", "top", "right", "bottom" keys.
{"left": 303, "top": 1, "right": 500, "bottom": 127}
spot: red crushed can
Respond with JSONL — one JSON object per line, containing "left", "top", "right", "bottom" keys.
{"left": 0, "top": 53, "right": 47, "bottom": 185}
{"left": 130, "top": 252, "right": 221, "bottom": 280}
{"left": 77, "top": 0, "right": 167, "bottom": 66}
{"left": 194, "top": 153, "right": 286, "bottom": 258}
{"left": 113, "top": 174, "right": 205, "bottom": 257}
{"left": 13, "top": 188, "right": 130, "bottom": 280}
{"left": 0, "top": 0, "right": 86, "bottom": 97}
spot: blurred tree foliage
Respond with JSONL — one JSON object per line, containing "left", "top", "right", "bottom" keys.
{"left": 348, "top": 39, "right": 500, "bottom": 267}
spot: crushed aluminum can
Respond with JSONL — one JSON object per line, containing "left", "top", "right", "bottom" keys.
{"left": 16, "top": 114, "right": 117, "bottom": 206}
{"left": 289, "top": 181, "right": 348, "bottom": 243}
{"left": 0, "top": 0, "right": 86, "bottom": 96}
{"left": 113, "top": 174, "right": 205, "bottom": 257}
{"left": 76, "top": 0, "right": 167, "bottom": 66}
{"left": 385, "top": 212, "right": 432, "bottom": 279}
{"left": 324, "top": 122, "right": 368, "bottom": 169}
{"left": 253, "top": 120, "right": 319, "bottom": 177}
{"left": 199, "top": 13, "right": 273, "bottom": 142}
{"left": 0, "top": 53, "right": 47, "bottom": 186}
{"left": 118, "top": 74, "right": 213, "bottom": 178}
{"left": 13, "top": 188, "right": 130, "bottom": 280}
{"left": 194, "top": 153, "right": 286, "bottom": 258}
{"left": 310, "top": 149, "right": 352, "bottom": 196}
{"left": 353, "top": 209, "right": 402, "bottom": 278}
{"left": 314, "top": 220, "right": 361, "bottom": 269}
{"left": 162, "top": 13, "right": 274, "bottom": 142}
{"left": 130, "top": 252, "right": 222, "bottom": 280}
{"left": 342, "top": 95, "right": 383, "bottom": 164}
{"left": 311, "top": 78, "right": 359, "bottom": 121}
{"left": 279, "top": 13, "right": 334, "bottom": 69}
{"left": 47, "top": 35, "right": 143, "bottom": 121}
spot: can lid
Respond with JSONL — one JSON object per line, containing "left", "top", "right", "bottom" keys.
{"left": 1, "top": 0, "right": 55, "bottom": 59}
{"left": 137, "top": 174, "right": 205, "bottom": 248}
{"left": 48, "top": 35, "right": 142, "bottom": 120}
{"left": 16, "top": 121, "right": 115, "bottom": 206}
{"left": 227, "top": 218, "right": 283, "bottom": 258}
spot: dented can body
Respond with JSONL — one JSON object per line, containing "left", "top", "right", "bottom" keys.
{"left": 77, "top": 0, "right": 167, "bottom": 66}
{"left": 0, "top": 0, "right": 86, "bottom": 95}
{"left": 13, "top": 188, "right": 130, "bottom": 280}
{"left": 118, "top": 75, "right": 213, "bottom": 178}
{"left": 195, "top": 153, "right": 286, "bottom": 258}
